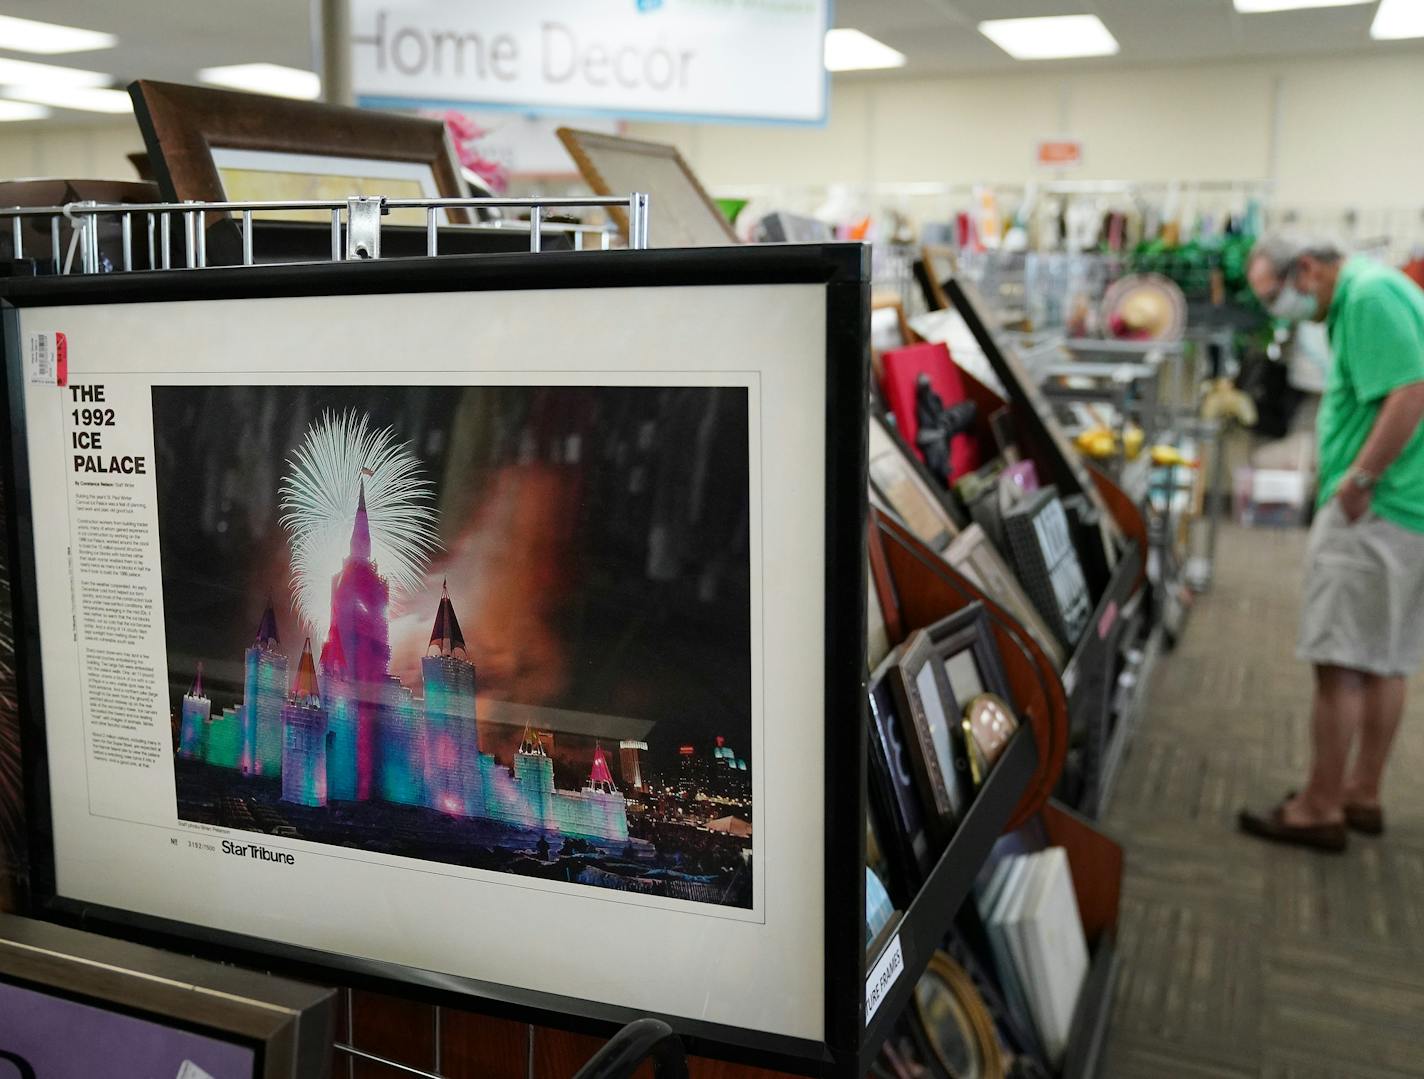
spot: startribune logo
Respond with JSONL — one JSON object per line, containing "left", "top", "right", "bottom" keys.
{"left": 221, "top": 840, "right": 295, "bottom": 865}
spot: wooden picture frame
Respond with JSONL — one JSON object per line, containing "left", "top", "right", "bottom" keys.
{"left": 945, "top": 525, "right": 1066, "bottom": 670}
{"left": 910, "top": 951, "right": 1004, "bottom": 1079}
{"left": 869, "top": 415, "right": 959, "bottom": 553}
{"left": 557, "top": 127, "right": 736, "bottom": 247}
{"left": 889, "top": 630, "right": 970, "bottom": 840}
{"left": 128, "top": 80, "right": 471, "bottom": 225}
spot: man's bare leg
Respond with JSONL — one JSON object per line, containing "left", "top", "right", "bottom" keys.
{"left": 1281, "top": 664, "right": 1365, "bottom": 826}
{"left": 1343, "top": 673, "right": 1406, "bottom": 809}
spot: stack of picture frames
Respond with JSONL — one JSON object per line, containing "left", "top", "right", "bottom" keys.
{"left": 864, "top": 276, "right": 1140, "bottom": 1079}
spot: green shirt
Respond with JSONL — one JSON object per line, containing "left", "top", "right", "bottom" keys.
{"left": 1318, "top": 257, "right": 1424, "bottom": 531}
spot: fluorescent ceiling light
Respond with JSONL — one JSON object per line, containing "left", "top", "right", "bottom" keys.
{"left": 824, "top": 29, "right": 906, "bottom": 72}
{"left": 1233, "top": 0, "right": 1372, "bottom": 11}
{"left": 0, "top": 57, "right": 109, "bottom": 88}
{"left": 1371, "top": 0, "right": 1424, "bottom": 39}
{"left": 3, "top": 85, "right": 132, "bottom": 114}
{"left": 0, "top": 100, "right": 51, "bottom": 121}
{"left": 978, "top": 15, "right": 1119, "bottom": 60}
{"left": 0, "top": 14, "right": 116, "bottom": 54}
{"left": 198, "top": 63, "right": 322, "bottom": 100}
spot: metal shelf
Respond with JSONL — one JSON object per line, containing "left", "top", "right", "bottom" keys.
{"left": 1061, "top": 934, "right": 1120, "bottom": 1079}
{"left": 2, "top": 191, "right": 649, "bottom": 274}
{"left": 859, "top": 724, "right": 1040, "bottom": 1075}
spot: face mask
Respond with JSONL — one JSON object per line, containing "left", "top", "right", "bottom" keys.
{"left": 1270, "top": 284, "right": 1318, "bottom": 322}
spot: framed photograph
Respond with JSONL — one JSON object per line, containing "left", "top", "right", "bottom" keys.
{"left": 889, "top": 630, "right": 971, "bottom": 840}
{"left": 869, "top": 415, "right": 959, "bottom": 553}
{"left": 128, "top": 80, "right": 471, "bottom": 226}
{"left": 945, "top": 525, "right": 1066, "bottom": 671}
{"left": 1, "top": 245, "right": 867, "bottom": 1067}
{"left": 0, "top": 913, "right": 333, "bottom": 1079}
{"left": 1003, "top": 487, "right": 1093, "bottom": 650}
{"left": 557, "top": 128, "right": 736, "bottom": 247}
{"left": 923, "top": 603, "right": 1011, "bottom": 708}
{"left": 868, "top": 655, "right": 934, "bottom": 898}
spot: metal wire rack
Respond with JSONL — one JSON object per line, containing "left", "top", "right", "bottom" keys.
{"left": 2, "top": 188, "right": 653, "bottom": 1079}
{"left": 1, "top": 192, "right": 651, "bottom": 275}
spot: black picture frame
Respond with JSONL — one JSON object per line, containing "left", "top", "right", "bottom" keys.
{"left": 0, "top": 244, "right": 870, "bottom": 1075}
{"left": 888, "top": 631, "right": 971, "bottom": 843}
{"left": 0, "top": 913, "right": 334, "bottom": 1079}
{"left": 868, "top": 654, "right": 934, "bottom": 903}
{"left": 924, "top": 603, "right": 1017, "bottom": 779}
{"left": 923, "top": 603, "right": 1011, "bottom": 709}
{"left": 1003, "top": 487, "right": 1093, "bottom": 650}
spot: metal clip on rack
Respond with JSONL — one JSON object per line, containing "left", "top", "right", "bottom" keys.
{"left": 3, "top": 191, "right": 651, "bottom": 274}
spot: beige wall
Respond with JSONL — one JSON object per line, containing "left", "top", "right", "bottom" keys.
{"left": 630, "top": 48, "right": 1424, "bottom": 213}
{"left": 0, "top": 122, "right": 145, "bottom": 182}
{"left": 1, "top": 47, "right": 1421, "bottom": 213}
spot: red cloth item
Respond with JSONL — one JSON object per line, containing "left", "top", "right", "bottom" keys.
{"left": 880, "top": 341, "right": 982, "bottom": 483}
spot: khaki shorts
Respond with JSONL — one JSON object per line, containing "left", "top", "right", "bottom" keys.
{"left": 1298, "top": 498, "right": 1424, "bottom": 676}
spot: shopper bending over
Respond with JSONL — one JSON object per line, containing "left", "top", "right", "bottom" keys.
{"left": 1239, "top": 232, "right": 1424, "bottom": 852}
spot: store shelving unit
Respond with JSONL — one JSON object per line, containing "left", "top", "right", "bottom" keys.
{"left": 861, "top": 725, "right": 1039, "bottom": 1074}
{"left": 1059, "top": 541, "right": 1144, "bottom": 817}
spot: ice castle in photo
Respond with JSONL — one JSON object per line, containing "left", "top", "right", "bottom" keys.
{"left": 184, "top": 481, "right": 629, "bottom": 846}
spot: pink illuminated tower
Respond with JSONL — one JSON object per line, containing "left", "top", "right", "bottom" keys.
{"left": 327, "top": 480, "right": 392, "bottom": 800}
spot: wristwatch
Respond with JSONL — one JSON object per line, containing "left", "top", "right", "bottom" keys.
{"left": 1347, "top": 466, "right": 1378, "bottom": 491}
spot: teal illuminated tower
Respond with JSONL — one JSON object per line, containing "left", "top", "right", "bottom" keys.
{"left": 281, "top": 639, "right": 328, "bottom": 807}
{"left": 244, "top": 599, "right": 289, "bottom": 776}
{"left": 177, "top": 662, "right": 210, "bottom": 760}
{"left": 422, "top": 582, "right": 480, "bottom": 816}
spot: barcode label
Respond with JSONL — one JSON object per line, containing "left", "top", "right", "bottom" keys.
{"left": 27, "top": 331, "right": 66, "bottom": 386}
{"left": 29, "top": 332, "right": 54, "bottom": 385}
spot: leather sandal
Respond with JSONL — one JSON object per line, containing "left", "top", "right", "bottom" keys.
{"left": 1238, "top": 797, "right": 1348, "bottom": 853}
{"left": 1344, "top": 803, "right": 1384, "bottom": 835}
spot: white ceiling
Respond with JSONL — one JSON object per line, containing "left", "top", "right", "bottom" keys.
{"left": 835, "top": 0, "right": 1420, "bottom": 74}
{"left": 0, "top": 0, "right": 1419, "bottom": 125}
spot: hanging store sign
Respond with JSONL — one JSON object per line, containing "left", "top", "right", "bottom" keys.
{"left": 349, "top": 0, "right": 830, "bottom": 125}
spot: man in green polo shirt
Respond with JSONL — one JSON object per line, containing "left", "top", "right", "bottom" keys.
{"left": 1239, "top": 233, "right": 1424, "bottom": 852}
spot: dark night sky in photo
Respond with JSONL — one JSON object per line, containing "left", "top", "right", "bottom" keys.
{"left": 150, "top": 384, "right": 753, "bottom": 780}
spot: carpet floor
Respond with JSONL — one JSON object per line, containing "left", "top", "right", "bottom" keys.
{"left": 1100, "top": 522, "right": 1424, "bottom": 1078}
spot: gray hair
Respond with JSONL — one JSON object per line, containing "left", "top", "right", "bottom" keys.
{"left": 1249, "top": 231, "right": 1343, "bottom": 277}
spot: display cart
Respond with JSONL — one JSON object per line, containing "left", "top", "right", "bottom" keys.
{"left": 3, "top": 190, "right": 1125, "bottom": 1079}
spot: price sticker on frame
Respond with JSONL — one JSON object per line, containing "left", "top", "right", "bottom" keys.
{"left": 28, "top": 331, "right": 67, "bottom": 386}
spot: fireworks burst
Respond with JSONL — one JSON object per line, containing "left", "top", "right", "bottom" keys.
{"left": 279, "top": 409, "right": 441, "bottom": 642}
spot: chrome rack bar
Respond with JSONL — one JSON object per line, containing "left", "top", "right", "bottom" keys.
{"left": 1, "top": 192, "right": 648, "bottom": 274}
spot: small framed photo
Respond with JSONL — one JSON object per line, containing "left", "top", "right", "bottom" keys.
{"left": 945, "top": 524, "right": 1066, "bottom": 670}
{"left": 924, "top": 603, "right": 1017, "bottom": 776}
{"left": 869, "top": 415, "right": 959, "bottom": 553}
{"left": 890, "top": 630, "right": 972, "bottom": 838}
{"left": 869, "top": 656, "right": 935, "bottom": 892}
{"left": 925, "top": 602, "right": 1011, "bottom": 708}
